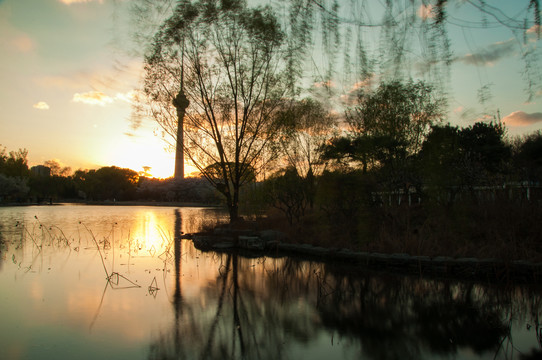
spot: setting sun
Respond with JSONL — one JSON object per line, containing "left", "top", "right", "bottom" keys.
{"left": 107, "top": 136, "right": 175, "bottom": 179}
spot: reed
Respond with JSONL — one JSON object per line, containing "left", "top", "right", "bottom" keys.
{"left": 49, "top": 225, "right": 70, "bottom": 246}
{"left": 79, "top": 221, "right": 110, "bottom": 278}
{"left": 15, "top": 220, "right": 41, "bottom": 252}
{"left": 256, "top": 197, "right": 542, "bottom": 262}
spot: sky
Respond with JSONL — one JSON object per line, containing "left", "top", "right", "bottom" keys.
{"left": 0, "top": 0, "right": 176, "bottom": 178}
{"left": 0, "top": 0, "right": 541, "bottom": 178}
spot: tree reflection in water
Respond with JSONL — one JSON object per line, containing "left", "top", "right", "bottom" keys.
{"left": 148, "top": 216, "right": 542, "bottom": 359}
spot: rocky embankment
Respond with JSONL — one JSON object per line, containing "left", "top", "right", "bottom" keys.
{"left": 185, "top": 228, "right": 542, "bottom": 283}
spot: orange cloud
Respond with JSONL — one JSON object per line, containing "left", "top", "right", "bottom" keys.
{"left": 502, "top": 111, "right": 542, "bottom": 127}
{"left": 527, "top": 24, "right": 541, "bottom": 35}
{"left": 417, "top": 4, "right": 434, "bottom": 21}
{"left": 313, "top": 80, "right": 336, "bottom": 89}
{"left": 33, "top": 101, "right": 50, "bottom": 110}
{"left": 453, "top": 106, "right": 464, "bottom": 114}
{"left": 58, "top": 0, "right": 103, "bottom": 4}
{"left": 73, "top": 91, "right": 113, "bottom": 106}
{"left": 455, "top": 39, "right": 516, "bottom": 67}
{"left": 35, "top": 60, "right": 141, "bottom": 94}
{"left": 12, "top": 34, "right": 35, "bottom": 53}
{"left": 36, "top": 74, "right": 90, "bottom": 89}
{"left": 339, "top": 76, "right": 377, "bottom": 105}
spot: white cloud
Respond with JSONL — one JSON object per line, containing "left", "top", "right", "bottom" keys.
{"left": 70, "top": 89, "right": 138, "bottom": 106}
{"left": 72, "top": 91, "right": 113, "bottom": 106}
{"left": 502, "top": 111, "right": 542, "bottom": 127}
{"left": 114, "top": 90, "right": 139, "bottom": 104}
{"left": 33, "top": 101, "right": 50, "bottom": 110}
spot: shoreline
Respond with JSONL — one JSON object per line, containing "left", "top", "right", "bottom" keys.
{"left": 189, "top": 229, "right": 542, "bottom": 284}
{"left": 0, "top": 200, "right": 223, "bottom": 208}
{"left": 2, "top": 202, "right": 540, "bottom": 283}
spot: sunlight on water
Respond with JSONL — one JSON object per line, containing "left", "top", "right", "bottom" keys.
{"left": 0, "top": 205, "right": 541, "bottom": 360}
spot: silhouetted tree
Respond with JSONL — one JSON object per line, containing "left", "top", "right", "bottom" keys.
{"left": 458, "top": 121, "right": 511, "bottom": 176}
{"left": 419, "top": 121, "right": 512, "bottom": 202}
{"left": 125, "top": 1, "right": 542, "bottom": 187}
{"left": 142, "top": 0, "right": 287, "bottom": 222}
{"left": 264, "top": 167, "right": 310, "bottom": 225}
{"left": 74, "top": 166, "right": 139, "bottom": 201}
{"left": 0, "top": 174, "right": 29, "bottom": 202}
{"left": 0, "top": 146, "right": 30, "bottom": 178}
{"left": 323, "top": 80, "right": 443, "bottom": 192}
{"left": 0, "top": 146, "right": 30, "bottom": 202}
{"left": 274, "top": 98, "right": 336, "bottom": 178}
{"left": 452, "top": 121, "right": 511, "bottom": 190}
{"left": 348, "top": 80, "right": 443, "bottom": 161}
{"left": 418, "top": 124, "right": 463, "bottom": 202}
{"left": 514, "top": 130, "right": 542, "bottom": 182}
{"left": 43, "top": 159, "right": 71, "bottom": 177}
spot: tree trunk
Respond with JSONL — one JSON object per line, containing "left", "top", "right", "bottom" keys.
{"left": 229, "top": 201, "right": 239, "bottom": 224}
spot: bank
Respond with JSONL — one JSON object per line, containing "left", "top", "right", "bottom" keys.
{"left": 187, "top": 227, "right": 542, "bottom": 284}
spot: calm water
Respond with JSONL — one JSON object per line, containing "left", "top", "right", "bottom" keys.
{"left": 0, "top": 205, "right": 541, "bottom": 360}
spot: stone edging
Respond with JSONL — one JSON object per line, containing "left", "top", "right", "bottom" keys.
{"left": 189, "top": 230, "right": 542, "bottom": 283}
{"left": 275, "top": 243, "right": 541, "bottom": 282}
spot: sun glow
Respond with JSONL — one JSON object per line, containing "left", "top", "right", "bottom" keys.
{"left": 104, "top": 134, "right": 175, "bottom": 179}
{"left": 78, "top": 128, "right": 201, "bottom": 179}
{"left": 134, "top": 211, "right": 165, "bottom": 253}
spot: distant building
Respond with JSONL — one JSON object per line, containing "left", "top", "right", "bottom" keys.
{"left": 31, "top": 165, "right": 51, "bottom": 177}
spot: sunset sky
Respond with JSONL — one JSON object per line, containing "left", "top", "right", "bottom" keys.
{"left": 1, "top": 0, "right": 541, "bottom": 178}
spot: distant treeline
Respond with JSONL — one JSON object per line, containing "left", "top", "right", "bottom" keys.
{"left": 0, "top": 148, "right": 219, "bottom": 204}
{"left": 1, "top": 122, "right": 541, "bottom": 207}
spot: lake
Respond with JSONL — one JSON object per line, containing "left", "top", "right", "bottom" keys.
{"left": 0, "top": 204, "right": 541, "bottom": 360}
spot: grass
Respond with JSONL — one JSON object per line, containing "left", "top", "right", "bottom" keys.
{"left": 240, "top": 197, "right": 542, "bottom": 263}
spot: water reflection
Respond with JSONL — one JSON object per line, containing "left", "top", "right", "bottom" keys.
{"left": 151, "top": 253, "right": 542, "bottom": 360}
{"left": 0, "top": 205, "right": 541, "bottom": 360}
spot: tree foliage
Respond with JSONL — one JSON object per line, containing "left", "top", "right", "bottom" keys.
{"left": 419, "top": 122, "right": 512, "bottom": 200}
{"left": 0, "top": 146, "right": 30, "bottom": 202}
{"left": 0, "top": 146, "right": 29, "bottom": 178}
{"left": 513, "top": 131, "right": 542, "bottom": 181}
{"left": 323, "top": 80, "right": 444, "bottom": 183}
{"left": 347, "top": 80, "right": 444, "bottom": 157}
{"left": 74, "top": 166, "right": 139, "bottom": 201}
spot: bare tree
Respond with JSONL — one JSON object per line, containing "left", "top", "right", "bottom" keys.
{"left": 43, "top": 160, "right": 71, "bottom": 177}
{"left": 275, "top": 98, "right": 337, "bottom": 178}
{"left": 143, "top": 0, "right": 287, "bottom": 222}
